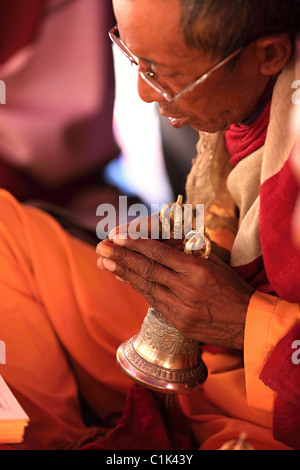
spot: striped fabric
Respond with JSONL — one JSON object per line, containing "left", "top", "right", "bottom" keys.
{"left": 186, "top": 51, "right": 300, "bottom": 448}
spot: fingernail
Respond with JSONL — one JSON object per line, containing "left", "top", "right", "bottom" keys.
{"left": 108, "top": 228, "right": 117, "bottom": 239}
{"left": 97, "top": 257, "right": 105, "bottom": 270}
{"left": 116, "top": 276, "right": 129, "bottom": 284}
{"left": 109, "top": 230, "right": 128, "bottom": 241}
{"left": 112, "top": 234, "right": 127, "bottom": 246}
{"left": 102, "top": 258, "right": 117, "bottom": 272}
{"left": 98, "top": 244, "right": 113, "bottom": 257}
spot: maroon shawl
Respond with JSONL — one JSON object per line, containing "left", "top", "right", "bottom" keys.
{"left": 226, "top": 102, "right": 300, "bottom": 450}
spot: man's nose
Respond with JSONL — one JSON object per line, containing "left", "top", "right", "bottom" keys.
{"left": 136, "top": 74, "right": 164, "bottom": 104}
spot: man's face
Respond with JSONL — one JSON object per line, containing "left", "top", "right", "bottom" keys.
{"left": 113, "top": 0, "right": 269, "bottom": 133}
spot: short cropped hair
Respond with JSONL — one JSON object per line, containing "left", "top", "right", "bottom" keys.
{"left": 179, "top": 0, "right": 300, "bottom": 58}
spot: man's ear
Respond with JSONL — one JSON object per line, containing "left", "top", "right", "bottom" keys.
{"left": 256, "top": 35, "right": 292, "bottom": 76}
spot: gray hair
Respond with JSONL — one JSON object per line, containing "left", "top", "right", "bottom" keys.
{"left": 179, "top": 0, "right": 300, "bottom": 59}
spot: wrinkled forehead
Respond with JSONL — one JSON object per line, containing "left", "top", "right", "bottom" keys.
{"left": 112, "top": 0, "right": 190, "bottom": 61}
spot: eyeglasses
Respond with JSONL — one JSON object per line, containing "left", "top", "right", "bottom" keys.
{"left": 109, "top": 24, "right": 244, "bottom": 103}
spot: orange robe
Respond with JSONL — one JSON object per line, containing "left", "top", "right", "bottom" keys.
{"left": 0, "top": 189, "right": 148, "bottom": 449}
{"left": 0, "top": 189, "right": 295, "bottom": 450}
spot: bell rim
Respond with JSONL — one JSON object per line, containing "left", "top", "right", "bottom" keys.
{"left": 116, "top": 338, "right": 207, "bottom": 394}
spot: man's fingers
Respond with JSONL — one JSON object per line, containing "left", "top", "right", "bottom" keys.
{"left": 109, "top": 236, "right": 192, "bottom": 272}
{"left": 100, "top": 261, "right": 190, "bottom": 329}
{"left": 97, "top": 240, "right": 182, "bottom": 291}
{"left": 108, "top": 212, "right": 161, "bottom": 240}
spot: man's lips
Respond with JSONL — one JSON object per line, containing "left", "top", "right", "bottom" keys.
{"left": 166, "top": 116, "right": 189, "bottom": 129}
{"left": 159, "top": 107, "right": 190, "bottom": 128}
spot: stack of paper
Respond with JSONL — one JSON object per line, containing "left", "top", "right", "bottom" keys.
{"left": 0, "top": 375, "right": 29, "bottom": 444}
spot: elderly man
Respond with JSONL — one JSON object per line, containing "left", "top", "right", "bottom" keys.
{"left": 0, "top": 0, "right": 299, "bottom": 451}
{"left": 97, "top": 0, "right": 300, "bottom": 449}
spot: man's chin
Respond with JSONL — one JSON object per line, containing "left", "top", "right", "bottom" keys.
{"left": 163, "top": 112, "right": 228, "bottom": 133}
{"left": 167, "top": 116, "right": 206, "bottom": 131}
{"left": 189, "top": 118, "right": 231, "bottom": 134}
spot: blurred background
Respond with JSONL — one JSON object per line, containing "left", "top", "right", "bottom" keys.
{"left": 0, "top": 0, "right": 199, "bottom": 240}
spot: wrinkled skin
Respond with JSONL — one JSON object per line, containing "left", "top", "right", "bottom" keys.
{"left": 96, "top": 222, "right": 253, "bottom": 350}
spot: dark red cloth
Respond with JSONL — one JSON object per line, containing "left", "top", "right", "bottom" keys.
{"left": 0, "top": 0, "right": 50, "bottom": 200}
{"left": 225, "top": 100, "right": 271, "bottom": 168}
{"left": 0, "top": 0, "right": 47, "bottom": 65}
{"left": 80, "top": 384, "right": 194, "bottom": 451}
{"left": 260, "top": 323, "right": 300, "bottom": 449}
{"left": 260, "top": 155, "right": 300, "bottom": 303}
{"left": 225, "top": 101, "right": 300, "bottom": 449}
{"left": 233, "top": 255, "right": 273, "bottom": 294}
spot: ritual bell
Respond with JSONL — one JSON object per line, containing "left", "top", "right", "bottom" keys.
{"left": 116, "top": 196, "right": 211, "bottom": 394}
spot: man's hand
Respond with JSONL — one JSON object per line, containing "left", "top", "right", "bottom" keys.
{"left": 96, "top": 235, "right": 254, "bottom": 350}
